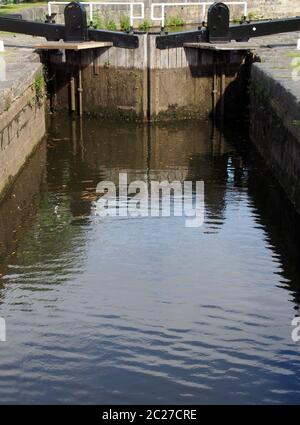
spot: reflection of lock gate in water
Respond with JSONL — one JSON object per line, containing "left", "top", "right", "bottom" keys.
{"left": 0, "top": 317, "right": 6, "bottom": 342}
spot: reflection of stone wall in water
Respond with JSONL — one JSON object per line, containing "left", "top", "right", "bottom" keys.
{"left": 0, "top": 141, "right": 47, "bottom": 271}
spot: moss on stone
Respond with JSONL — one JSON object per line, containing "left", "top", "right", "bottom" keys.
{"left": 34, "top": 72, "right": 45, "bottom": 104}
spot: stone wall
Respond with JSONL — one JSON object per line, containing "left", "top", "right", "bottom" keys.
{"left": 14, "top": 1, "right": 299, "bottom": 28}
{"left": 247, "top": 0, "right": 298, "bottom": 18}
{"left": 15, "top": 5, "right": 47, "bottom": 21}
{"left": 44, "top": 0, "right": 300, "bottom": 28}
{"left": 151, "top": 0, "right": 300, "bottom": 21}
{"left": 0, "top": 54, "right": 46, "bottom": 197}
{"left": 250, "top": 54, "right": 300, "bottom": 213}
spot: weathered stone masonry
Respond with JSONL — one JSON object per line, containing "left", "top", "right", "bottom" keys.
{"left": 249, "top": 33, "right": 300, "bottom": 213}
{"left": 0, "top": 52, "right": 46, "bottom": 197}
{"left": 13, "top": 1, "right": 300, "bottom": 27}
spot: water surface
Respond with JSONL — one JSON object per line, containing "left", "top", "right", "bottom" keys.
{"left": 0, "top": 117, "right": 300, "bottom": 404}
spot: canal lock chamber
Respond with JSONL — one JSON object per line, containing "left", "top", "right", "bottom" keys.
{"left": 2, "top": 1, "right": 300, "bottom": 405}
{"left": 2, "top": 30, "right": 300, "bottom": 403}
{"left": 37, "top": 32, "right": 300, "bottom": 217}
{"left": 41, "top": 33, "right": 254, "bottom": 123}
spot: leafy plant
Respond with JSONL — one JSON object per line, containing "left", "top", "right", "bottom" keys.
{"left": 34, "top": 73, "right": 45, "bottom": 102}
{"left": 138, "top": 19, "right": 151, "bottom": 31}
{"left": 105, "top": 19, "right": 117, "bottom": 31}
{"left": 247, "top": 12, "right": 260, "bottom": 21}
{"left": 120, "top": 14, "right": 130, "bottom": 32}
{"left": 92, "top": 12, "right": 104, "bottom": 29}
{"left": 165, "top": 16, "right": 185, "bottom": 27}
{"left": 231, "top": 16, "right": 241, "bottom": 24}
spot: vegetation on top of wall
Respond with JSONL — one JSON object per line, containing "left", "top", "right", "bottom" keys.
{"left": 92, "top": 13, "right": 104, "bottom": 30}
{"left": 1, "top": 0, "right": 42, "bottom": 3}
{"left": 0, "top": 2, "right": 45, "bottom": 16}
{"left": 138, "top": 19, "right": 151, "bottom": 31}
{"left": 92, "top": 13, "right": 120, "bottom": 31}
{"left": 231, "top": 16, "right": 245, "bottom": 24}
{"left": 231, "top": 11, "right": 264, "bottom": 24}
{"left": 105, "top": 19, "right": 117, "bottom": 31}
{"left": 92, "top": 13, "right": 153, "bottom": 32}
{"left": 165, "top": 16, "right": 185, "bottom": 27}
{"left": 247, "top": 11, "right": 261, "bottom": 21}
{"left": 120, "top": 14, "right": 130, "bottom": 32}
{"left": 231, "top": 11, "right": 262, "bottom": 24}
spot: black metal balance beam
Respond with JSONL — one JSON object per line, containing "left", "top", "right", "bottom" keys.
{"left": 0, "top": 2, "right": 139, "bottom": 49}
{"left": 0, "top": 16, "right": 66, "bottom": 41}
{"left": 88, "top": 29, "right": 139, "bottom": 49}
{"left": 156, "top": 29, "right": 206, "bottom": 49}
{"left": 156, "top": 1, "right": 300, "bottom": 49}
{"left": 229, "top": 17, "right": 300, "bottom": 41}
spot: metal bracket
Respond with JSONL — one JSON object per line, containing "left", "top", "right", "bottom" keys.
{"left": 45, "top": 13, "right": 57, "bottom": 24}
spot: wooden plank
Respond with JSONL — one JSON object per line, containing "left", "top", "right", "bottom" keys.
{"left": 168, "top": 46, "right": 177, "bottom": 69}
{"left": 181, "top": 47, "right": 188, "bottom": 68}
{"left": 184, "top": 42, "right": 256, "bottom": 51}
{"left": 37, "top": 41, "right": 113, "bottom": 51}
{"left": 176, "top": 47, "right": 182, "bottom": 68}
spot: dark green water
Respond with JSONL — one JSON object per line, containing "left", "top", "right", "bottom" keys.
{"left": 0, "top": 117, "right": 300, "bottom": 404}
